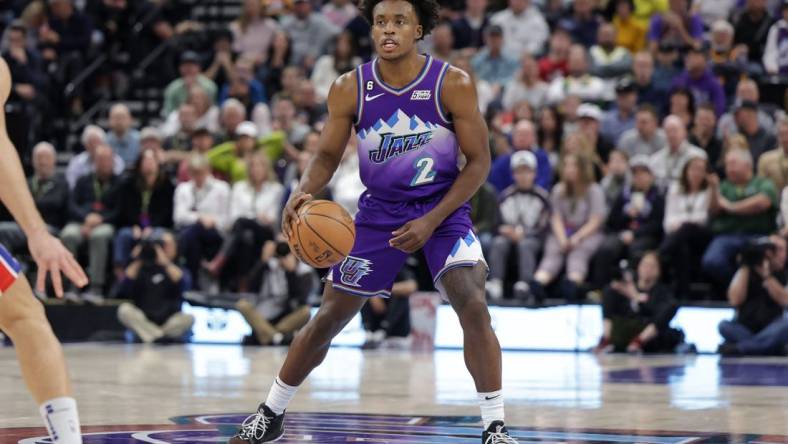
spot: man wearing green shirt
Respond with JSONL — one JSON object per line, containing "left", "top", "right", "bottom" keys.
{"left": 207, "top": 122, "right": 286, "bottom": 183}
{"left": 703, "top": 148, "right": 778, "bottom": 288}
{"left": 162, "top": 51, "right": 218, "bottom": 117}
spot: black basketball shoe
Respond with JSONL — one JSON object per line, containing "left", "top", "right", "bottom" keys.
{"left": 229, "top": 404, "right": 285, "bottom": 443}
{"left": 482, "top": 420, "right": 519, "bottom": 443}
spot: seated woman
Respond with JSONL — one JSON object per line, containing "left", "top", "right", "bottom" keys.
{"left": 594, "top": 251, "right": 682, "bottom": 354}
{"left": 532, "top": 152, "right": 606, "bottom": 302}
{"left": 205, "top": 153, "right": 284, "bottom": 291}
{"left": 659, "top": 152, "right": 711, "bottom": 299}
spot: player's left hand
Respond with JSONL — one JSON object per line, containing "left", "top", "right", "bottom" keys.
{"left": 389, "top": 216, "right": 438, "bottom": 253}
{"left": 28, "top": 228, "right": 88, "bottom": 298}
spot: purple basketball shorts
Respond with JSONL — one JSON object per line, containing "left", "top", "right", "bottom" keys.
{"left": 328, "top": 192, "right": 487, "bottom": 298}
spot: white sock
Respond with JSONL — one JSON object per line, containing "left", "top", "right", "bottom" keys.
{"left": 39, "top": 397, "right": 82, "bottom": 444}
{"left": 265, "top": 377, "right": 299, "bottom": 415}
{"left": 477, "top": 390, "right": 504, "bottom": 430}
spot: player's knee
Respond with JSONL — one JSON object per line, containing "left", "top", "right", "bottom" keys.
{"left": 0, "top": 290, "right": 47, "bottom": 336}
{"left": 456, "top": 296, "right": 491, "bottom": 327}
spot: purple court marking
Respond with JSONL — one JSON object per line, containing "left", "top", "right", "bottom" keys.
{"left": 606, "top": 362, "right": 788, "bottom": 387}
{"left": 13, "top": 413, "right": 787, "bottom": 443}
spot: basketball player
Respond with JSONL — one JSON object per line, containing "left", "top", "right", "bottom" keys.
{"left": 231, "top": 1, "right": 519, "bottom": 443}
{"left": 0, "top": 57, "right": 88, "bottom": 443}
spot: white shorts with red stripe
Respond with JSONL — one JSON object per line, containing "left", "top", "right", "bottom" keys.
{"left": 0, "top": 244, "right": 21, "bottom": 293}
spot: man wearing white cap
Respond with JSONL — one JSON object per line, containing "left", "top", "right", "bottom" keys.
{"left": 486, "top": 150, "right": 551, "bottom": 302}
{"left": 207, "top": 121, "right": 287, "bottom": 184}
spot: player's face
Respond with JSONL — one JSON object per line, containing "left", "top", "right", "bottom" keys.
{"left": 371, "top": 1, "right": 423, "bottom": 60}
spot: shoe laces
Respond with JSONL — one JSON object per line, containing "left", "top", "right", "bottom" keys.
{"left": 485, "top": 425, "right": 518, "bottom": 444}
{"left": 238, "top": 410, "right": 271, "bottom": 441}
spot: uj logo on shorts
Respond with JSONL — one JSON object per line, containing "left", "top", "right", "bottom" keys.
{"left": 339, "top": 257, "right": 372, "bottom": 287}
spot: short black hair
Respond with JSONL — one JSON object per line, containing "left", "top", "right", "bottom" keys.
{"left": 360, "top": 0, "right": 440, "bottom": 39}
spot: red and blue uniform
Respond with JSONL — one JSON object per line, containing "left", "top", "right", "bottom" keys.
{"left": 0, "top": 244, "right": 21, "bottom": 293}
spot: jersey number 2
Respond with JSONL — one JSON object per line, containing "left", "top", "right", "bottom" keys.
{"left": 411, "top": 157, "right": 436, "bottom": 186}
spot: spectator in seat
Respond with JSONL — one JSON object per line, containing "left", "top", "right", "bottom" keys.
{"left": 631, "top": 51, "right": 660, "bottom": 106}
{"left": 361, "top": 267, "right": 418, "bottom": 349}
{"left": 667, "top": 87, "right": 695, "bottom": 128}
{"left": 703, "top": 148, "right": 778, "bottom": 291}
{"left": 322, "top": 0, "right": 358, "bottom": 29}
{"left": 205, "top": 153, "right": 283, "bottom": 290}
{"left": 652, "top": 43, "right": 682, "bottom": 103}
{"left": 576, "top": 103, "right": 614, "bottom": 164}
{"left": 487, "top": 151, "right": 551, "bottom": 302}
{"left": 717, "top": 79, "right": 776, "bottom": 141}
{"left": 235, "top": 238, "right": 315, "bottom": 346}
{"left": 230, "top": 0, "right": 279, "bottom": 67}
{"left": 110, "top": 148, "right": 175, "bottom": 275}
{"left": 470, "top": 25, "right": 519, "bottom": 93}
{"left": 735, "top": 100, "right": 777, "bottom": 165}
{"left": 207, "top": 121, "right": 286, "bottom": 184}
{"left": 428, "top": 22, "right": 456, "bottom": 61}
{"left": 600, "top": 149, "right": 632, "bottom": 207}
{"left": 733, "top": 0, "right": 775, "bottom": 67}
{"left": 489, "top": 0, "right": 550, "bottom": 57}
{"left": 659, "top": 152, "right": 711, "bottom": 299}
{"left": 258, "top": 31, "right": 293, "bottom": 99}
{"left": 470, "top": 181, "right": 499, "bottom": 260}
{"left": 117, "top": 231, "right": 194, "bottom": 344}
{"left": 66, "top": 125, "right": 124, "bottom": 189}
{"left": 60, "top": 144, "right": 118, "bottom": 298}
{"left": 177, "top": 128, "right": 215, "bottom": 183}
{"left": 502, "top": 54, "right": 549, "bottom": 111}
{"left": 450, "top": 0, "right": 490, "bottom": 50}
{"left": 612, "top": 0, "right": 647, "bottom": 53}
{"left": 271, "top": 96, "right": 311, "bottom": 150}
{"left": 758, "top": 117, "right": 788, "bottom": 191}
{"left": 106, "top": 103, "right": 141, "bottom": 166}
{"left": 311, "top": 31, "right": 362, "bottom": 103}
{"left": 218, "top": 57, "right": 267, "bottom": 109}
{"left": 590, "top": 22, "right": 633, "bottom": 79}
{"left": 650, "top": 115, "right": 705, "bottom": 188}
{"left": 293, "top": 79, "right": 327, "bottom": 127}
{"left": 216, "top": 98, "right": 248, "bottom": 143}
{"left": 2, "top": 21, "right": 47, "bottom": 107}
{"left": 601, "top": 78, "right": 638, "bottom": 145}
{"left": 538, "top": 29, "right": 572, "bottom": 81}
{"left": 558, "top": 0, "right": 603, "bottom": 47}
{"left": 488, "top": 120, "right": 552, "bottom": 193}
{"left": 693, "top": 0, "right": 736, "bottom": 28}
{"left": 593, "top": 155, "right": 664, "bottom": 289}
{"left": 173, "top": 155, "right": 231, "bottom": 289}
{"left": 162, "top": 51, "right": 218, "bottom": 117}
{"left": 204, "top": 28, "right": 235, "bottom": 88}
{"left": 280, "top": 0, "right": 339, "bottom": 70}
{"left": 671, "top": 45, "right": 727, "bottom": 117}
{"left": 763, "top": 1, "right": 788, "bottom": 76}
{"left": 594, "top": 251, "right": 681, "bottom": 353}
{"left": 718, "top": 235, "right": 788, "bottom": 356}
{"left": 547, "top": 45, "right": 611, "bottom": 105}
{"left": 709, "top": 20, "right": 751, "bottom": 96}
{"left": 646, "top": 0, "right": 703, "bottom": 53}
{"left": 689, "top": 104, "right": 723, "bottom": 173}
{"left": 536, "top": 106, "right": 563, "bottom": 168}
{"left": 42, "top": 0, "right": 92, "bottom": 57}
{"left": 0, "top": 142, "right": 68, "bottom": 255}
{"left": 533, "top": 153, "right": 606, "bottom": 301}
{"left": 162, "top": 103, "right": 201, "bottom": 154}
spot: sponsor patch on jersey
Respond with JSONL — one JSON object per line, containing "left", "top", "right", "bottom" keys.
{"left": 410, "top": 90, "right": 432, "bottom": 100}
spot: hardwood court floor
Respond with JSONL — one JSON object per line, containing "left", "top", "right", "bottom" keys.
{"left": 0, "top": 344, "right": 787, "bottom": 443}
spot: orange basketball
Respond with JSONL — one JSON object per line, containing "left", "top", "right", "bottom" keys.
{"left": 287, "top": 200, "right": 356, "bottom": 268}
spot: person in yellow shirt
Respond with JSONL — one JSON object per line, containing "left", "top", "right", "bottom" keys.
{"left": 613, "top": 0, "right": 648, "bottom": 52}
{"left": 207, "top": 121, "right": 286, "bottom": 183}
{"left": 633, "top": 0, "right": 668, "bottom": 27}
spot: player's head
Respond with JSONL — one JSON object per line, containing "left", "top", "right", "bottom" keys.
{"left": 362, "top": 0, "right": 439, "bottom": 60}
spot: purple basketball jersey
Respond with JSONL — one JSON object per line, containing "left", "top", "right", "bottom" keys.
{"left": 354, "top": 55, "right": 458, "bottom": 202}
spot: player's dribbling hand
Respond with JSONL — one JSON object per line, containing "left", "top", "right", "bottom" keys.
{"left": 389, "top": 216, "right": 438, "bottom": 253}
{"left": 282, "top": 191, "right": 312, "bottom": 240}
{"left": 27, "top": 228, "right": 88, "bottom": 298}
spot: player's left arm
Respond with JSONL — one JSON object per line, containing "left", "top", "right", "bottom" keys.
{"left": 390, "top": 67, "right": 490, "bottom": 253}
{"left": 0, "top": 58, "right": 87, "bottom": 296}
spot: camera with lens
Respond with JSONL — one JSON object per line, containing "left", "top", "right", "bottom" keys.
{"left": 610, "top": 259, "right": 632, "bottom": 282}
{"left": 739, "top": 237, "right": 776, "bottom": 268}
{"left": 138, "top": 238, "right": 163, "bottom": 264}
{"left": 275, "top": 241, "right": 291, "bottom": 258}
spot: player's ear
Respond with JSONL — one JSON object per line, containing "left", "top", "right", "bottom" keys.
{"left": 415, "top": 25, "right": 423, "bottom": 40}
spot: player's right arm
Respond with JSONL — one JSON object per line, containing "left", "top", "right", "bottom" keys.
{"left": 0, "top": 57, "right": 88, "bottom": 296}
{"left": 282, "top": 70, "right": 357, "bottom": 239}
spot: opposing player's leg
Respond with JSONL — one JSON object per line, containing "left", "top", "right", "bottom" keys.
{"left": 425, "top": 225, "right": 518, "bottom": 444}
{"left": 229, "top": 285, "right": 366, "bottom": 444}
{"left": 0, "top": 274, "right": 82, "bottom": 443}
